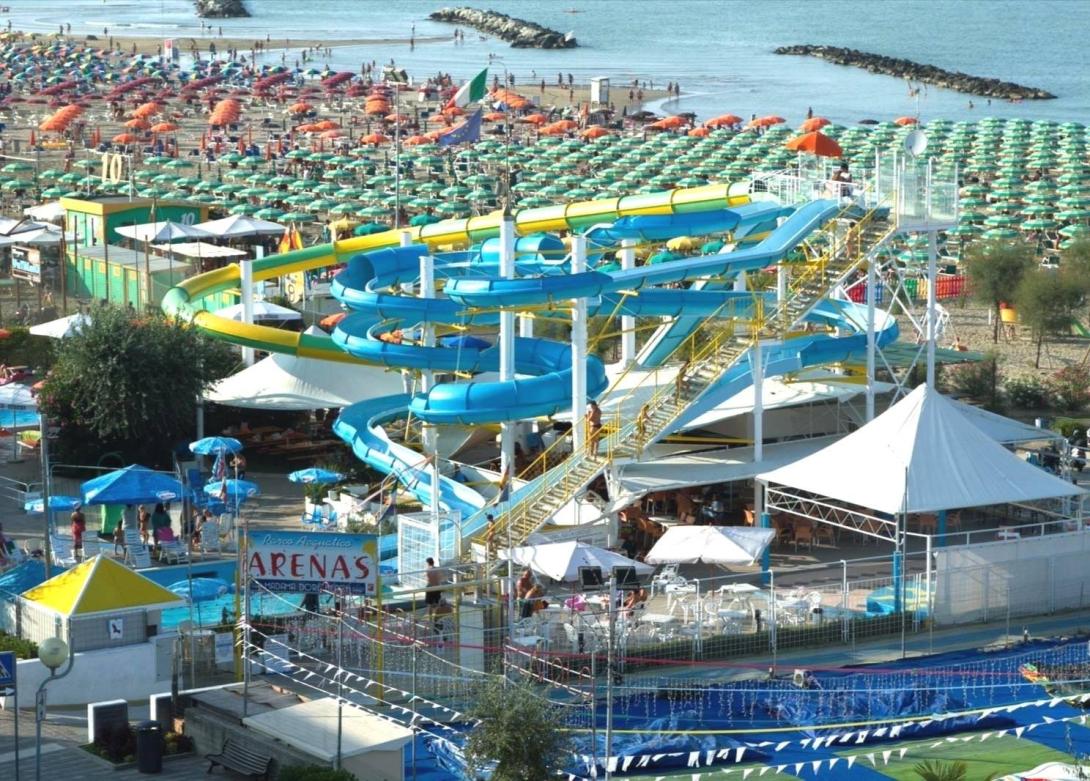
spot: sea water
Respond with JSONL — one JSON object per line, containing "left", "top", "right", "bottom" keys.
{"left": 6, "top": 0, "right": 1090, "bottom": 123}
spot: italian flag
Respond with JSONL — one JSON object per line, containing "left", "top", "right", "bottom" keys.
{"left": 448, "top": 68, "right": 488, "bottom": 109}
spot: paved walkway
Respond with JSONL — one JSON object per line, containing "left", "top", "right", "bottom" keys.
{"left": 0, "top": 707, "right": 210, "bottom": 779}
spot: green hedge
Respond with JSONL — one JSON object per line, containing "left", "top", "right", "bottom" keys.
{"left": 0, "top": 631, "right": 38, "bottom": 659}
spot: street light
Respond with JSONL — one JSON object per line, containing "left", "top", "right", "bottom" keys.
{"left": 35, "top": 635, "right": 72, "bottom": 781}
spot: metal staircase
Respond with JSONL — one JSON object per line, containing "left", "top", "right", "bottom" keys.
{"left": 469, "top": 199, "right": 897, "bottom": 551}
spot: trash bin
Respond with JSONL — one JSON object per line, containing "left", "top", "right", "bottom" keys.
{"left": 135, "top": 720, "right": 163, "bottom": 773}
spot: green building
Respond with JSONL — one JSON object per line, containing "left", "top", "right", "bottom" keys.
{"left": 60, "top": 196, "right": 207, "bottom": 248}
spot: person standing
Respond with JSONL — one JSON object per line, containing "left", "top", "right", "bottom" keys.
{"left": 586, "top": 399, "right": 603, "bottom": 455}
{"left": 137, "top": 504, "right": 151, "bottom": 545}
{"left": 425, "top": 557, "right": 442, "bottom": 617}
{"left": 70, "top": 505, "right": 87, "bottom": 560}
{"left": 151, "top": 502, "right": 171, "bottom": 546}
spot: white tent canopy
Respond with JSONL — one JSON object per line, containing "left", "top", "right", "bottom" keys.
{"left": 645, "top": 526, "right": 775, "bottom": 566}
{"left": 152, "top": 241, "right": 247, "bottom": 259}
{"left": 498, "top": 540, "right": 654, "bottom": 582}
{"left": 23, "top": 201, "right": 66, "bottom": 223}
{"left": 196, "top": 215, "right": 285, "bottom": 238}
{"left": 759, "top": 384, "right": 1084, "bottom": 515}
{"left": 116, "top": 220, "right": 211, "bottom": 243}
{"left": 215, "top": 300, "right": 302, "bottom": 321}
{"left": 205, "top": 330, "right": 405, "bottom": 410}
{"left": 29, "top": 313, "right": 90, "bottom": 339}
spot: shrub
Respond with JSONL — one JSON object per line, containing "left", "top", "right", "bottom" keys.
{"left": 1004, "top": 375, "right": 1052, "bottom": 409}
{"left": 942, "top": 352, "right": 1003, "bottom": 411}
{"left": 277, "top": 766, "right": 356, "bottom": 781}
{"left": 0, "top": 631, "right": 38, "bottom": 659}
{"left": 1047, "top": 365, "right": 1090, "bottom": 412}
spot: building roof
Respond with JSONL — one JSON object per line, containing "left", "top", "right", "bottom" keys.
{"left": 21, "top": 555, "right": 183, "bottom": 617}
{"left": 243, "top": 698, "right": 413, "bottom": 760}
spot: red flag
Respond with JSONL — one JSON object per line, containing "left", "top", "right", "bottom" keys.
{"left": 278, "top": 228, "right": 292, "bottom": 255}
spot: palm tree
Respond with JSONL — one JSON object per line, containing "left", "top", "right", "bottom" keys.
{"left": 913, "top": 760, "right": 968, "bottom": 781}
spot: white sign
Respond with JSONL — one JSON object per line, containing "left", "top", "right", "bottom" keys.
{"left": 214, "top": 633, "right": 234, "bottom": 664}
{"left": 246, "top": 532, "right": 378, "bottom": 595}
{"left": 107, "top": 618, "right": 124, "bottom": 640}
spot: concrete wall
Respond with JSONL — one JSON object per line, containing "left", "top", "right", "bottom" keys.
{"left": 0, "top": 636, "right": 175, "bottom": 707}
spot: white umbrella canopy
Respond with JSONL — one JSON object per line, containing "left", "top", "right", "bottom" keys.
{"left": 216, "top": 300, "right": 302, "bottom": 321}
{"left": 645, "top": 526, "right": 775, "bottom": 567}
{"left": 115, "top": 220, "right": 212, "bottom": 243}
{"left": 196, "top": 215, "right": 285, "bottom": 238}
{"left": 498, "top": 540, "right": 654, "bottom": 582}
{"left": 29, "top": 313, "right": 91, "bottom": 339}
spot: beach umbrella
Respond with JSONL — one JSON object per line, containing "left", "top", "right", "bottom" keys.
{"left": 24, "top": 495, "right": 82, "bottom": 514}
{"left": 353, "top": 222, "right": 388, "bottom": 236}
{"left": 785, "top": 131, "right": 842, "bottom": 158}
{"left": 189, "top": 436, "right": 243, "bottom": 455}
{"left": 116, "top": 220, "right": 211, "bottom": 243}
{"left": 1020, "top": 218, "right": 1059, "bottom": 231}
{"left": 81, "top": 465, "right": 183, "bottom": 505}
{"left": 288, "top": 468, "right": 344, "bottom": 485}
{"left": 981, "top": 228, "right": 1021, "bottom": 240}
{"left": 204, "top": 479, "right": 260, "bottom": 501}
{"left": 281, "top": 212, "right": 316, "bottom": 223}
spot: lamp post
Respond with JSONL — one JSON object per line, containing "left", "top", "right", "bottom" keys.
{"left": 35, "top": 635, "right": 73, "bottom": 781}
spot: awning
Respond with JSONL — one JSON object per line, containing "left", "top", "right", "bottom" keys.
{"left": 609, "top": 436, "right": 838, "bottom": 512}
{"left": 152, "top": 241, "right": 248, "bottom": 259}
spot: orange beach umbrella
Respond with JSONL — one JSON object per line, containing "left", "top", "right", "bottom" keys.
{"left": 784, "top": 131, "right": 842, "bottom": 158}
{"left": 800, "top": 116, "right": 831, "bottom": 132}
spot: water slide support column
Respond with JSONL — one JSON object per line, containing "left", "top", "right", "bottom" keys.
{"left": 926, "top": 230, "right": 938, "bottom": 388}
{"left": 752, "top": 338, "right": 770, "bottom": 577}
{"left": 400, "top": 231, "right": 414, "bottom": 394}
{"left": 420, "top": 253, "right": 439, "bottom": 520}
{"left": 571, "top": 236, "right": 588, "bottom": 454}
{"left": 499, "top": 218, "right": 516, "bottom": 480}
{"left": 776, "top": 263, "right": 789, "bottom": 306}
{"left": 240, "top": 259, "right": 254, "bottom": 366}
{"left": 865, "top": 249, "right": 877, "bottom": 422}
{"left": 620, "top": 239, "right": 636, "bottom": 366}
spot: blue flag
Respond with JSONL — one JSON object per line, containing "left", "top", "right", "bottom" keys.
{"left": 438, "top": 109, "right": 483, "bottom": 147}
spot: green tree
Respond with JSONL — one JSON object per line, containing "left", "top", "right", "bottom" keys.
{"left": 1016, "top": 268, "right": 1086, "bottom": 367}
{"left": 464, "top": 679, "right": 571, "bottom": 781}
{"left": 1059, "top": 238, "right": 1090, "bottom": 330}
{"left": 963, "top": 240, "right": 1035, "bottom": 342}
{"left": 38, "top": 305, "right": 236, "bottom": 467}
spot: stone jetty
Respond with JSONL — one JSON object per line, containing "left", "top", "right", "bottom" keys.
{"left": 195, "top": 0, "right": 249, "bottom": 18}
{"left": 774, "top": 45, "right": 1054, "bottom": 100}
{"left": 429, "top": 7, "right": 576, "bottom": 49}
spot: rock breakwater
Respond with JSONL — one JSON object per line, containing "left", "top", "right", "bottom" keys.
{"left": 774, "top": 45, "right": 1054, "bottom": 100}
{"left": 429, "top": 7, "right": 576, "bottom": 49}
{"left": 195, "top": 0, "right": 249, "bottom": 18}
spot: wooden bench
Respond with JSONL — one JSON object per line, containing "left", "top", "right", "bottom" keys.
{"left": 205, "top": 738, "right": 273, "bottom": 779}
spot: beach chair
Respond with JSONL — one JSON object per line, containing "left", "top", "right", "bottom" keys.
{"left": 129, "top": 544, "right": 152, "bottom": 569}
{"left": 300, "top": 507, "right": 323, "bottom": 528}
{"left": 81, "top": 537, "right": 101, "bottom": 559}
{"left": 122, "top": 528, "right": 146, "bottom": 566}
{"left": 157, "top": 528, "right": 189, "bottom": 564}
{"left": 200, "top": 520, "right": 221, "bottom": 555}
{"left": 649, "top": 563, "right": 683, "bottom": 596}
{"left": 49, "top": 535, "right": 78, "bottom": 568}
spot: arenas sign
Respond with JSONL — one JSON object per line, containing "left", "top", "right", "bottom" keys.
{"left": 246, "top": 531, "right": 378, "bottom": 595}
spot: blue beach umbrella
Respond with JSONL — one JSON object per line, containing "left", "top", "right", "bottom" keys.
{"left": 82, "top": 465, "right": 183, "bottom": 505}
{"left": 24, "top": 495, "right": 82, "bottom": 513}
{"left": 188, "top": 436, "right": 243, "bottom": 455}
{"left": 288, "top": 468, "right": 344, "bottom": 485}
{"left": 204, "top": 479, "right": 261, "bottom": 501}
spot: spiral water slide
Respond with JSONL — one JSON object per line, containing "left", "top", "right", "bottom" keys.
{"left": 163, "top": 185, "right": 889, "bottom": 561}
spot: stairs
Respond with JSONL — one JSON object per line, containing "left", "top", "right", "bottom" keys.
{"left": 469, "top": 201, "right": 897, "bottom": 553}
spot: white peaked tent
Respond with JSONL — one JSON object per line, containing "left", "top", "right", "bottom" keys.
{"left": 215, "top": 300, "right": 302, "bottom": 321}
{"left": 196, "top": 215, "right": 286, "bottom": 239}
{"left": 499, "top": 541, "right": 654, "bottom": 582}
{"left": 646, "top": 526, "right": 776, "bottom": 566}
{"left": 759, "top": 384, "right": 1083, "bottom": 515}
{"left": 205, "top": 328, "right": 404, "bottom": 410}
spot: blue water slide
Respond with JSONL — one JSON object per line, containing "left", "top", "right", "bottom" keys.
{"left": 585, "top": 202, "right": 786, "bottom": 244}
{"left": 442, "top": 199, "right": 839, "bottom": 308}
